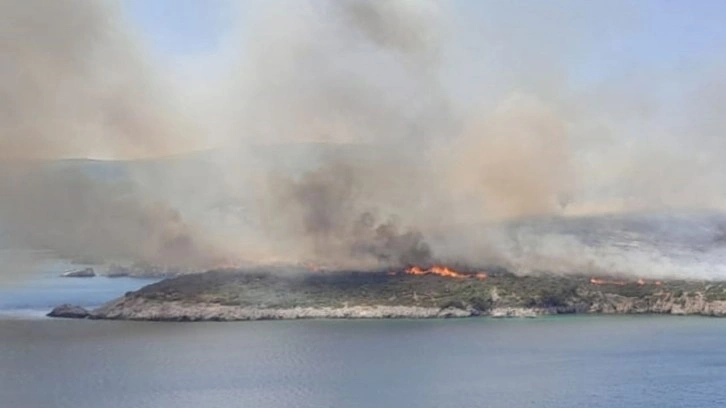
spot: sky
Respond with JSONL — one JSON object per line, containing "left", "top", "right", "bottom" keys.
{"left": 117, "top": 1, "right": 726, "bottom": 208}
{"left": 120, "top": 0, "right": 726, "bottom": 130}
{"left": 123, "top": 0, "right": 726, "bottom": 81}
{"left": 125, "top": 0, "right": 232, "bottom": 56}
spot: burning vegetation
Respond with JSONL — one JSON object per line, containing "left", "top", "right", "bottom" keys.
{"left": 403, "top": 265, "right": 488, "bottom": 280}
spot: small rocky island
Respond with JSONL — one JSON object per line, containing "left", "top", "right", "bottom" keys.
{"left": 50, "top": 266, "right": 726, "bottom": 321}
{"left": 61, "top": 267, "right": 96, "bottom": 278}
{"left": 48, "top": 304, "right": 91, "bottom": 318}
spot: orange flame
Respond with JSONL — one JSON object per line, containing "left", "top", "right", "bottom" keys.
{"left": 404, "top": 265, "right": 487, "bottom": 280}
{"left": 590, "top": 277, "right": 627, "bottom": 286}
{"left": 407, "top": 265, "right": 427, "bottom": 276}
{"left": 303, "top": 262, "right": 326, "bottom": 272}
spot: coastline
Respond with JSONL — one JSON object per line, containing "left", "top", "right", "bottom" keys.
{"left": 45, "top": 269, "right": 726, "bottom": 322}
{"left": 89, "top": 297, "right": 552, "bottom": 321}
{"left": 86, "top": 297, "right": 726, "bottom": 322}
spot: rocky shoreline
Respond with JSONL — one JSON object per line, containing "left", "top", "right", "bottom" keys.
{"left": 83, "top": 297, "right": 726, "bottom": 322}
{"left": 49, "top": 298, "right": 726, "bottom": 321}
{"left": 87, "top": 297, "right": 551, "bottom": 321}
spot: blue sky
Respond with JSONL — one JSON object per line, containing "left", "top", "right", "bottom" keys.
{"left": 122, "top": 0, "right": 726, "bottom": 92}
{"left": 124, "top": 1, "right": 726, "bottom": 61}
{"left": 125, "top": 0, "right": 235, "bottom": 56}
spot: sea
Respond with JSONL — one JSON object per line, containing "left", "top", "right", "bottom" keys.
{"left": 2, "top": 315, "right": 726, "bottom": 408}
{"left": 2, "top": 273, "right": 726, "bottom": 408}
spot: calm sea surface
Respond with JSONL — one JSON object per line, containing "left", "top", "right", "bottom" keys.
{"left": 2, "top": 316, "right": 726, "bottom": 408}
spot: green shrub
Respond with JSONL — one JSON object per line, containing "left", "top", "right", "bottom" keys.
{"left": 468, "top": 295, "right": 493, "bottom": 311}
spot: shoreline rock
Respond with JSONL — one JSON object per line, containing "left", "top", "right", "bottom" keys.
{"left": 47, "top": 299, "right": 726, "bottom": 322}
{"left": 47, "top": 304, "right": 90, "bottom": 319}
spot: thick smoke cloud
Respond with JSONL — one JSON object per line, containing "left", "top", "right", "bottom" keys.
{"left": 207, "top": 0, "right": 453, "bottom": 268}
{"left": 0, "top": 0, "right": 219, "bottom": 270}
{"left": 0, "top": 166, "right": 220, "bottom": 268}
{"left": 2, "top": 0, "right": 726, "bottom": 279}
{"left": 0, "top": 0, "right": 191, "bottom": 159}
{"left": 263, "top": 159, "right": 432, "bottom": 268}
{"left": 209, "top": 0, "right": 726, "bottom": 277}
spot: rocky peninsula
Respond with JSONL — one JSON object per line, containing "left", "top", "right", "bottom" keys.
{"left": 49, "top": 267, "right": 726, "bottom": 321}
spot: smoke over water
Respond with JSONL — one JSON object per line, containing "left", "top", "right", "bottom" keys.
{"left": 2, "top": 0, "right": 726, "bottom": 279}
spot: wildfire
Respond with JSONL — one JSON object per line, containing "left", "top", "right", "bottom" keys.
{"left": 404, "top": 265, "right": 488, "bottom": 280}
{"left": 305, "top": 263, "right": 321, "bottom": 272}
{"left": 589, "top": 277, "right": 627, "bottom": 286}
{"left": 302, "top": 262, "right": 329, "bottom": 272}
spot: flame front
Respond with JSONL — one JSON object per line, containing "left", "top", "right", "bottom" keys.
{"left": 407, "top": 265, "right": 427, "bottom": 276}
{"left": 404, "top": 265, "right": 487, "bottom": 280}
{"left": 589, "top": 277, "right": 627, "bottom": 286}
{"left": 304, "top": 262, "right": 322, "bottom": 272}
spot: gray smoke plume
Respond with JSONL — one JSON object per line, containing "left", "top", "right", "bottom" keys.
{"left": 0, "top": 0, "right": 193, "bottom": 159}
{"left": 0, "top": 0, "right": 222, "bottom": 271}
{"left": 0, "top": 165, "right": 220, "bottom": 267}
{"left": 216, "top": 0, "right": 726, "bottom": 277}
{"left": 262, "top": 158, "right": 432, "bottom": 268}
{"left": 3, "top": 0, "right": 726, "bottom": 279}
{"left": 203, "top": 0, "right": 452, "bottom": 269}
